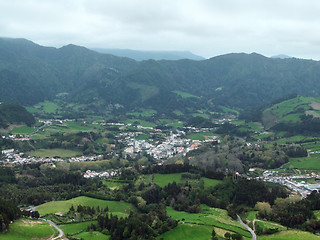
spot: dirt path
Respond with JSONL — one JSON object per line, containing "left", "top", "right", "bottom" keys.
{"left": 40, "top": 218, "right": 64, "bottom": 240}
{"left": 237, "top": 215, "right": 257, "bottom": 240}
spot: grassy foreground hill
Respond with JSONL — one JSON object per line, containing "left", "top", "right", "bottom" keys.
{"left": 37, "top": 196, "right": 134, "bottom": 218}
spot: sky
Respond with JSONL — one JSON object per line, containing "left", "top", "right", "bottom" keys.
{"left": 0, "top": 0, "right": 319, "bottom": 59}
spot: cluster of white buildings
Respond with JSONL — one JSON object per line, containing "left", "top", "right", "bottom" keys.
{"left": 83, "top": 169, "right": 119, "bottom": 178}
{"left": 1, "top": 150, "right": 64, "bottom": 165}
{"left": 69, "top": 155, "right": 103, "bottom": 162}
{"left": 0, "top": 149, "right": 103, "bottom": 165}
{"left": 260, "top": 170, "right": 320, "bottom": 198}
{"left": 120, "top": 130, "right": 219, "bottom": 160}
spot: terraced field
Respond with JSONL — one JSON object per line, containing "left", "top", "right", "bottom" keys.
{"left": 162, "top": 205, "right": 251, "bottom": 239}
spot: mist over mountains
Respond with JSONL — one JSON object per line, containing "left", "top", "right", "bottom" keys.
{"left": 1, "top": 37, "right": 320, "bottom": 115}
{"left": 91, "top": 48, "right": 205, "bottom": 61}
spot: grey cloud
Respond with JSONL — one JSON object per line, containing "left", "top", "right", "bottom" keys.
{"left": 0, "top": 0, "right": 319, "bottom": 59}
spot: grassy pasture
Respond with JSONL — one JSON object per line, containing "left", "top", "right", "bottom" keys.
{"left": 69, "top": 160, "right": 112, "bottom": 172}
{"left": 275, "top": 135, "right": 311, "bottom": 144}
{"left": 37, "top": 196, "right": 134, "bottom": 218}
{"left": 135, "top": 173, "right": 222, "bottom": 189}
{"left": 172, "top": 90, "right": 199, "bottom": 99}
{"left": 173, "top": 110, "right": 184, "bottom": 116}
{"left": 255, "top": 219, "right": 286, "bottom": 231}
{"left": 27, "top": 148, "right": 82, "bottom": 158}
{"left": 166, "top": 206, "right": 251, "bottom": 238}
{"left": 302, "top": 141, "right": 320, "bottom": 152}
{"left": 186, "top": 132, "right": 217, "bottom": 141}
{"left": 0, "top": 218, "right": 57, "bottom": 240}
{"left": 258, "top": 230, "right": 320, "bottom": 240}
{"left": 124, "top": 119, "right": 156, "bottom": 128}
{"left": 262, "top": 96, "right": 317, "bottom": 128}
{"left": 127, "top": 109, "right": 157, "bottom": 117}
{"left": 288, "top": 155, "right": 320, "bottom": 170}
{"left": 247, "top": 211, "right": 258, "bottom": 222}
{"left": 60, "top": 220, "right": 97, "bottom": 235}
{"left": 74, "top": 231, "right": 110, "bottom": 240}
{"left": 34, "top": 101, "right": 60, "bottom": 114}
{"left": 156, "top": 224, "right": 216, "bottom": 240}
{"left": 10, "top": 126, "right": 35, "bottom": 135}
{"left": 192, "top": 113, "right": 210, "bottom": 119}
{"left": 136, "top": 133, "right": 150, "bottom": 140}
{"left": 219, "top": 106, "right": 239, "bottom": 115}
{"left": 103, "top": 179, "right": 127, "bottom": 190}
{"left": 65, "top": 121, "right": 93, "bottom": 132}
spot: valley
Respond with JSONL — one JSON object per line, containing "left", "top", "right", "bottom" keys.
{"left": 1, "top": 39, "right": 320, "bottom": 240}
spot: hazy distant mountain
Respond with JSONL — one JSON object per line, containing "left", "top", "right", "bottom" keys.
{"left": 91, "top": 48, "right": 205, "bottom": 61}
{"left": 271, "top": 54, "right": 292, "bottom": 59}
{"left": 1, "top": 37, "right": 320, "bottom": 116}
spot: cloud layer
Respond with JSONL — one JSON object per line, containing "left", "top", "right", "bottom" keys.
{"left": 1, "top": 0, "right": 319, "bottom": 59}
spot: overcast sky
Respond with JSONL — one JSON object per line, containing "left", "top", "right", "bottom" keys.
{"left": 0, "top": 0, "right": 319, "bottom": 59}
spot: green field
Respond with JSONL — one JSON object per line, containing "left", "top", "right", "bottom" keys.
{"left": 34, "top": 101, "right": 61, "bottom": 114}
{"left": 288, "top": 154, "right": 320, "bottom": 170}
{"left": 262, "top": 96, "right": 320, "bottom": 129}
{"left": 124, "top": 119, "right": 156, "bottom": 128}
{"left": 27, "top": 148, "right": 82, "bottom": 158}
{"left": 136, "top": 133, "right": 150, "bottom": 140}
{"left": 74, "top": 231, "right": 110, "bottom": 240}
{"left": 0, "top": 218, "right": 57, "bottom": 240}
{"left": 247, "top": 211, "right": 258, "bottom": 222}
{"left": 37, "top": 196, "right": 134, "bottom": 218}
{"left": 255, "top": 219, "right": 286, "bottom": 231}
{"left": 258, "top": 230, "right": 320, "bottom": 240}
{"left": 10, "top": 126, "right": 35, "bottom": 135}
{"left": 103, "top": 179, "right": 127, "bottom": 190}
{"left": 302, "top": 141, "right": 320, "bottom": 152}
{"left": 166, "top": 206, "right": 251, "bottom": 238}
{"left": 186, "top": 132, "right": 217, "bottom": 141}
{"left": 60, "top": 220, "right": 97, "bottom": 235}
{"left": 172, "top": 90, "right": 199, "bottom": 99}
{"left": 65, "top": 121, "right": 93, "bottom": 132}
{"left": 173, "top": 110, "right": 184, "bottom": 116}
{"left": 157, "top": 224, "right": 216, "bottom": 240}
{"left": 69, "top": 160, "right": 112, "bottom": 172}
{"left": 127, "top": 109, "right": 157, "bottom": 117}
{"left": 192, "top": 113, "right": 210, "bottom": 119}
{"left": 135, "top": 173, "right": 222, "bottom": 188}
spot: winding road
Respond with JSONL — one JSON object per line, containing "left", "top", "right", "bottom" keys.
{"left": 40, "top": 218, "right": 64, "bottom": 240}
{"left": 237, "top": 215, "right": 257, "bottom": 240}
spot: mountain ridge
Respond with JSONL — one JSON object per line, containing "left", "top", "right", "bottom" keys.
{"left": 91, "top": 48, "right": 206, "bottom": 61}
{"left": 1, "top": 38, "right": 320, "bottom": 115}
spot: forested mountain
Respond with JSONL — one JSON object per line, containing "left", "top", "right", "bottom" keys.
{"left": 1, "top": 38, "right": 320, "bottom": 114}
{"left": 0, "top": 103, "right": 35, "bottom": 128}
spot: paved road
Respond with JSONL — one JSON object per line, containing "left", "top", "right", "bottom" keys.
{"left": 237, "top": 215, "right": 257, "bottom": 240}
{"left": 40, "top": 218, "right": 64, "bottom": 240}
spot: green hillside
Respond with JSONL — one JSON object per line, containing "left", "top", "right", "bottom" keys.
{"left": 3, "top": 38, "right": 320, "bottom": 116}
{"left": 262, "top": 96, "right": 320, "bottom": 129}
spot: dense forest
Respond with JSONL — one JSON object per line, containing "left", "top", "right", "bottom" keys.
{"left": 0, "top": 103, "right": 35, "bottom": 128}
{"left": 2, "top": 38, "right": 320, "bottom": 115}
